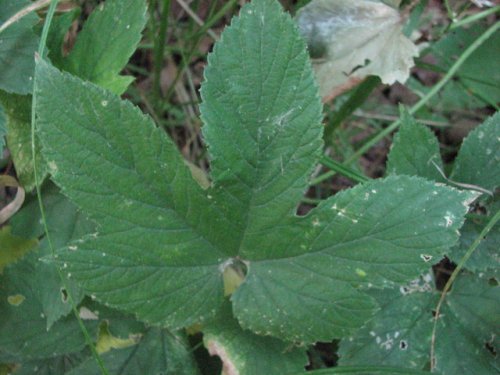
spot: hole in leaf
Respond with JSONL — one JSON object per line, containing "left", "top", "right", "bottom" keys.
{"left": 189, "top": 333, "right": 222, "bottom": 375}
{"left": 222, "top": 258, "right": 248, "bottom": 296}
{"left": 60, "top": 288, "right": 68, "bottom": 303}
{"left": 399, "top": 340, "right": 408, "bottom": 350}
{"left": 306, "top": 340, "right": 339, "bottom": 369}
{"left": 485, "top": 340, "right": 497, "bottom": 357}
{"left": 432, "top": 257, "right": 456, "bottom": 291}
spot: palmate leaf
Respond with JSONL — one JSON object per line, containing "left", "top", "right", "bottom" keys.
{"left": 386, "top": 108, "right": 445, "bottom": 182}
{"left": 37, "top": 0, "right": 472, "bottom": 344}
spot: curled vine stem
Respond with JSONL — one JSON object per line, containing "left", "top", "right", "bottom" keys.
{"left": 0, "top": 175, "right": 25, "bottom": 225}
{"left": 0, "top": 0, "right": 51, "bottom": 34}
{"left": 430, "top": 158, "right": 493, "bottom": 197}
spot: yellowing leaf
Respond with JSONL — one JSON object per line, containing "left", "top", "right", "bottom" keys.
{"left": 96, "top": 321, "right": 140, "bottom": 354}
{"left": 0, "top": 226, "right": 37, "bottom": 273}
{"left": 297, "top": 0, "right": 418, "bottom": 100}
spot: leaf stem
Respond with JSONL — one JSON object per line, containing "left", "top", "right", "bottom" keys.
{"left": 176, "top": 0, "right": 218, "bottom": 40}
{"left": 152, "top": 0, "right": 171, "bottom": 106}
{"left": 32, "top": 1, "right": 109, "bottom": 374}
{"left": 449, "top": 5, "right": 500, "bottom": 30}
{"left": 429, "top": 208, "right": 500, "bottom": 370}
{"left": 443, "top": 0, "right": 456, "bottom": 21}
{"left": 316, "top": 155, "right": 369, "bottom": 185}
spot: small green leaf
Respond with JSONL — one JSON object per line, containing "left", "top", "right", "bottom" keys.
{"left": 387, "top": 108, "right": 445, "bottom": 182}
{"left": 10, "top": 183, "right": 92, "bottom": 328}
{"left": 0, "top": 226, "right": 37, "bottom": 273}
{"left": 5, "top": 304, "right": 149, "bottom": 374}
{"left": 448, "top": 220, "right": 499, "bottom": 276}
{"left": 6, "top": 353, "right": 86, "bottom": 375}
{"left": 68, "top": 329, "right": 200, "bottom": 375}
{"left": 0, "top": 92, "right": 46, "bottom": 191}
{"left": 45, "top": 9, "right": 80, "bottom": 69}
{"left": 434, "top": 274, "right": 499, "bottom": 375}
{"left": 203, "top": 302, "right": 307, "bottom": 375}
{"left": 62, "top": 0, "right": 147, "bottom": 94}
{"left": 431, "top": 24, "right": 500, "bottom": 108}
{"left": 0, "top": 252, "right": 96, "bottom": 362}
{"left": 11, "top": 183, "right": 95, "bottom": 247}
{"left": 0, "top": 0, "right": 39, "bottom": 94}
{"left": 450, "top": 112, "right": 500, "bottom": 192}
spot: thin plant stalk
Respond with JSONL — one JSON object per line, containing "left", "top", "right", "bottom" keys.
{"left": 450, "top": 5, "right": 500, "bottom": 30}
{"left": 316, "top": 155, "right": 369, "bottom": 185}
{"left": 430, "top": 209, "right": 500, "bottom": 369}
{"left": 31, "top": 1, "right": 109, "bottom": 373}
{"left": 152, "top": 0, "right": 171, "bottom": 107}
{"left": 164, "top": 0, "right": 238, "bottom": 104}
